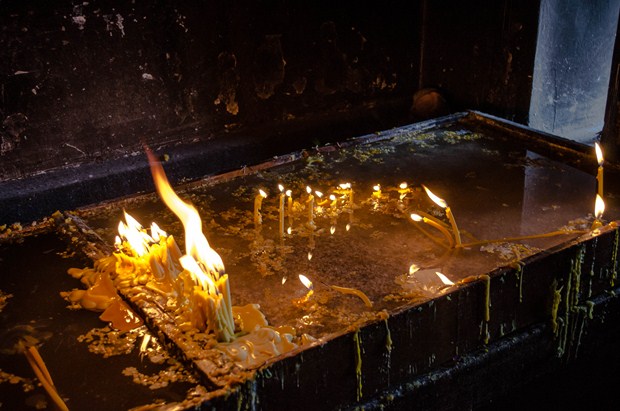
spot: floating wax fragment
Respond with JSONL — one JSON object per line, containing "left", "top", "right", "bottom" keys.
{"left": 99, "top": 299, "right": 144, "bottom": 332}
{"left": 232, "top": 304, "right": 268, "bottom": 333}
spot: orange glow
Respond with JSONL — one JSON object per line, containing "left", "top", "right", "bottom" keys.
{"left": 299, "top": 274, "right": 313, "bottom": 290}
{"left": 146, "top": 149, "right": 224, "bottom": 280}
{"left": 595, "top": 142, "right": 604, "bottom": 166}
{"left": 422, "top": 185, "right": 447, "bottom": 208}
{"left": 595, "top": 194, "right": 605, "bottom": 220}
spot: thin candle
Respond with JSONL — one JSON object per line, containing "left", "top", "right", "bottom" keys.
{"left": 254, "top": 189, "right": 268, "bottom": 227}
{"left": 411, "top": 213, "right": 455, "bottom": 247}
{"left": 595, "top": 142, "right": 604, "bottom": 198}
{"left": 286, "top": 189, "right": 293, "bottom": 227}
{"left": 422, "top": 185, "right": 462, "bottom": 247}
{"left": 330, "top": 285, "right": 373, "bottom": 308}
{"left": 306, "top": 186, "right": 315, "bottom": 227}
{"left": 398, "top": 182, "right": 410, "bottom": 201}
{"left": 278, "top": 184, "right": 285, "bottom": 238}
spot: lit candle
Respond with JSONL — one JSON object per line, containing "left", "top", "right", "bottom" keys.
{"left": 435, "top": 272, "right": 454, "bottom": 286}
{"left": 286, "top": 189, "right": 293, "bottom": 228}
{"left": 591, "top": 194, "right": 605, "bottom": 229}
{"left": 595, "top": 142, "right": 604, "bottom": 198}
{"left": 339, "top": 182, "right": 353, "bottom": 206}
{"left": 254, "top": 189, "right": 268, "bottom": 227}
{"left": 278, "top": 184, "right": 285, "bottom": 238}
{"left": 398, "top": 182, "right": 411, "bottom": 202}
{"left": 298, "top": 274, "right": 314, "bottom": 302}
{"left": 423, "top": 185, "right": 462, "bottom": 247}
{"left": 372, "top": 184, "right": 382, "bottom": 199}
{"left": 306, "top": 186, "right": 315, "bottom": 227}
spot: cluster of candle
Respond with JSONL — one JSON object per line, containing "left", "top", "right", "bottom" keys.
{"left": 253, "top": 182, "right": 355, "bottom": 236}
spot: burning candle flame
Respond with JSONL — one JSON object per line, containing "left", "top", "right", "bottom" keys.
{"left": 399, "top": 182, "right": 408, "bottom": 190}
{"left": 299, "top": 274, "right": 313, "bottom": 290}
{"left": 117, "top": 211, "right": 163, "bottom": 257}
{"left": 339, "top": 183, "right": 351, "bottom": 190}
{"left": 409, "top": 264, "right": 420, "bottom": 275}
{"left": 146, "top": 149, "right": 224, "bottom": 279}
{"left": 278, "top": 184, "right": 284, "bottom": 192}
{"left": 423, "top": 185, "right": 447, "bottom": 208}
{"left": 435, "top": 272, "right": 454, "bottom": 286}
{"left": 410, "top": 213, "right": 423, "bottom": 222}
{"left": 150, "top": 222, "right": 166, "bottom": 242}
{"left": 286, "top": 189, "right": 292, "bottom": 197}
{"left": 306, "top": 186, "right": 312, "bottom": 194}
{"left": 315, "top": 191, "right": 323, "bottom": 198}
{"left": 373, "top": 184, "right": 381, "bottom": 192}
{"left": 330, "top": 226, "right": 336, "bottom": 235}
{"left": 595, "top": 194, "right": 605, "bottom": 220}
{"left": 259, "top": 189, "right": 268, "bottom": 198}
{"left": 595, "top": 142, "right": 604, "bottom": 166}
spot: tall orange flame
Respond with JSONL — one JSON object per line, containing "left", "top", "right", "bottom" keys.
{"left": 145, "top": 149, "right": 224, "bottom": 280}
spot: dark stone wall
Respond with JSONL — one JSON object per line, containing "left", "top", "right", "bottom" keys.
{"left": 0, "top": 1, "right": 421, "bottom": 179}
{"left": 0, "top": 0, "right": 541, "bottom": 223}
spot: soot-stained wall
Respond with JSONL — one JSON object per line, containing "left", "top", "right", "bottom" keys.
{"left": 0, "top": 0, "right": 540, "bottom": 223}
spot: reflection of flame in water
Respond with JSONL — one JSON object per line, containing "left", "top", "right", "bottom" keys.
{"left": 594, "top": 194, "right": 605, "bottom": 220}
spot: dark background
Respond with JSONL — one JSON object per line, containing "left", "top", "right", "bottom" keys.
{"left": 0, "top": 1, "right": 538, "bottom": 183}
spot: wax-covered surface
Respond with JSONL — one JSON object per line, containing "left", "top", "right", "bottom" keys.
{"left": 0, "top": 232, "right": 198, "bottom": 410}
{"left": 78, "top": 121, "right": 619, "bottom": 340}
